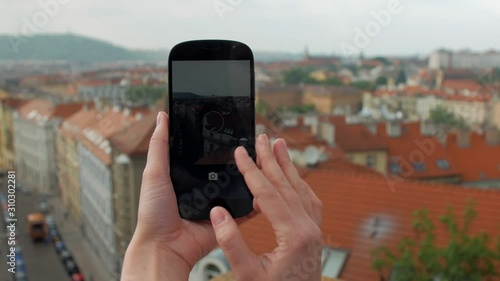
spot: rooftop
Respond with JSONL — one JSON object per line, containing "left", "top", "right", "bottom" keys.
{"left": 238, "top": 167, "right": 500, "bottom": 281}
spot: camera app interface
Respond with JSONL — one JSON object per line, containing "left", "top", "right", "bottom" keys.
{"left": 171, "top": 60, "right": 252, "bottom": 169}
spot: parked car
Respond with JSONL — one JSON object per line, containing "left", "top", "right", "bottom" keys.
{"left": 49, "top": 229, "right": 62, "bottom": 244}
{"left": 64, "top": 259, "right": 80, "bottom": 276}
{"left": 16, "top": 258, "right": 26, "bottom": 273}
{"left": 72, "top": 273, "right": 85, "bottom": 281}
{"left": 59, "top": 249, "right": 73, "bottom": 262}
{"left": 21, "top": 185, "right": 32, "bottom": 196}
{"left": 46, "top": 215, "right": 57, "bottom": 230}
{"left": 14, "top": 270, "right": 29, "bottom": 281}
{"left": 55, "top": 241, "right": 65, "bottom": 252}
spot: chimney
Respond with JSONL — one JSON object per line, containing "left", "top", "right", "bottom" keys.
{"left": 135, "top": 112, "right": 143, "bottom": 121}
{"left": 123, "top": 107, "right": 131, "bottom": 117}
{"left": 318, "top": 122, "right": 335, "bottom": 146}
{"left": 386, "top": 121, "right": 401, "bottom": 138}
{"left": 282, "top": 114, "right": 298, "bottom": 128}
{"left": 366, "top": 122, "right": 377, "bottom": 134}
{"left": 456, "top": 130, "right": 471, "bottom": 147}
{"left": 485, "top": 127, "right": 500, "bottom": 146}
{"left": 420, "top": 121, "right": 435, "bottom": 136}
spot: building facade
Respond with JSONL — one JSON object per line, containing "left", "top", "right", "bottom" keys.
{"left": 303, "top": 86, "right": 362, "bottom": 115}
{"left": 13, "top": 100, "right": 82, "bottom": 194}
{"left": 0, "top": 98, "right": 25, "bottom": 170}
{"left": 56, "top": 106, "right": 98, "bottom": 224}
{"left": 109, "top": 112, "right": 154, "bottom": 272}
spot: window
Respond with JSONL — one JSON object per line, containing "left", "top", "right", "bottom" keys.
{"left": 366, "top": 154, "right": 376, "bottom": 169}
{"left": 321, "top": 247, "right": 349, "bottom": 278}
{"left": 389, "top": 163, "right": 401, "bottom": 174}
{"left": 412, "top": 161, "right": 426, "bottom": 172}
{"left": 436, "top": 159, "right": 450, "bottom": 170}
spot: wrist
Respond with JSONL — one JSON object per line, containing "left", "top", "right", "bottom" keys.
{"left": 121, "top": 233, "right": 192, "bottom": 281}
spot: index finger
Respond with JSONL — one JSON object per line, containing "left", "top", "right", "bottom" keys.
{"left": 234, "top": 146, "right": 295, "bottom": 232}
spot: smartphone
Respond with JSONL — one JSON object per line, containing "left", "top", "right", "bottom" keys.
{"left": 168, "top": 40, "right": 255, "bottom": 220}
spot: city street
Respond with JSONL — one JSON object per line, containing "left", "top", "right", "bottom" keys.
{"left": 0, "top": 187, "right": 68, "bottom": 281}
{"left": 0, "top": 171, "right": 117, "bottom": 281}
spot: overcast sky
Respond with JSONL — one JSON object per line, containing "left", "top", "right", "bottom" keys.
{"left": 1, "top": 0, "right": 499, "bottom": 56}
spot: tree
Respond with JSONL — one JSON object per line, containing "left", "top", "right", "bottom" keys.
{"left": 125, "top": 85, "right": 165, "bottom": 105}
{"left": 351, "top": 80, "right": 375, "bottom": 91}
{"left": 376, "top": 76, "right": 389, "bottom": 87}
{"left": 371, "top": 202, "right": 500, "bottom": 281}
{"left": 282, "top": 68, "right": 316, "bottom": 84}
{"left": 396, "top": 70, "right": 407, "bottom": 85}
{"left": 429, "top": 105, "right": 466, "bottom": 129}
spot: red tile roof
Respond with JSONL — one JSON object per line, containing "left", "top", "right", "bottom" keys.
{"left": 0, "top": 97, "right": 29, "bottom": 109}
{"left": 324, "top": 116, "right": 388, "bottom": 152}
{"left": 17, "top": 99, "right": 84, "bottom": 122}
{"left": 444, "top": 94, "right": 491, "bottom": 102}
{"left": 238, "top": 169, "right": 500, "bottom": 281}
{"left": 59, "top": 105, "right": 98, "bottom": 139}
{"left": 447, "top": 132, "right": 500, "bottom": 182}
{"left": 109, "top": 111, "right": 156, "bottom": 156}
{"left": 75, "top": 109, "right": 140, "bottom": 164}
{"left": 442, "top": 79, "right": 482, "bottom": 92}
{"left": 376, "top": 122, "right": 462, "bottom": 180}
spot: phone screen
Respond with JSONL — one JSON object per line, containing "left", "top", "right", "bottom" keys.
{"left": 171, "top": 60, "right": 252, "bottom": 166}
{"left": 169, "top": 59, "right": 254, "bottom": 219}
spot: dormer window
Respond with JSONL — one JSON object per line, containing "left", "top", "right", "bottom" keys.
{"left": 412, "top": 161, "right": 426, "bottom": 172}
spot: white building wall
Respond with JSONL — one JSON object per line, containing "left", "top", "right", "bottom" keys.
{"left": 416, "top": 96, "right": 443, "bottom": 120}
{"left": 444, "top": 100, "right": 487, "bottom": 125}
{"left": 78, "top": 142, "right": 117, "bottom": 276}
{"left": 13, "top": 115, "right": 60, "bottom": 194}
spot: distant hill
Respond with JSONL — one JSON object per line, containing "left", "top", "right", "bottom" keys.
{"left": 0, "top": 33, "right": 168, "bottom": 62}
{"left": 0, "top": 33, "right": 302, "bottom": 62}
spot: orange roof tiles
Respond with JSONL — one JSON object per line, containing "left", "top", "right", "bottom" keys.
{"left": 442, "top": 79, "right": 482, "bottom": 92}
{"left": 0, "top": 97, "right": 29, "bottom": 109}
{"left": 17, "top": 99, "right": 84, "bottom": 122}
{"left": 238, "top": 170, "right": 500, "bottom": 281}
{"left": 109, "top": 112, "right": 156, "bottom": 156}
{"left": 447, "top": 132, "right": 500, "bottom": 182}
{"left": 444, "top": 94, "right": 491, "bottom": 102}
{"left": 59, "top": 105, "right": 98, "bottom": 139}
{"left": 325, "top": 116, "right": 388, "bottom": 152}
{"left": 75, "top": 109, "right": 139, "bottom": 164}
{"left": 376, "top": 122, "right": 462, "bottom": 180}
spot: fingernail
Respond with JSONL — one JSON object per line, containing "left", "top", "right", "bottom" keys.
{"left": 260, "top": 134, "right": 268, "bottom": 143}
{"left": 156, "top": 112, "right": 162, "bottom": 126}
{"left": 239, "top": 146, "right": 249, "bottom": 158}
{"left": 211, "top": 208, "right": 226, "bottom": 227}
{"left": 279, "top": 138, "right": 288, "bottom": 149}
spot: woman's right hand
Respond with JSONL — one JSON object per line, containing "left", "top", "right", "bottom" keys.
{"left": 210, "top": 134, "right": 323, "bottom": 281}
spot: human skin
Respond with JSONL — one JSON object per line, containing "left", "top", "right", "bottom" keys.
{"left": 121, "top": 111, "right": 323, "bottom": 281}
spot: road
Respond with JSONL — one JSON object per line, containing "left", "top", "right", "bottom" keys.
{"left": 1, "top": 177, "right": 69, "bottom": 281}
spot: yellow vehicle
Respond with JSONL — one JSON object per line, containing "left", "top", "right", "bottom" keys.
{"left": 27, "top": 213, "right": 47, "bottom": 242}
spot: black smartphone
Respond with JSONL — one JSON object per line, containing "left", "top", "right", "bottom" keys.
{"left": 168, "top": 40, "right": 255, "bottom": 220}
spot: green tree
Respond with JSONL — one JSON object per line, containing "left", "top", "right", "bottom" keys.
{"left": 324, "top": 76, "right": 344, "bottom": 86}
{"left": 371, "top": 202, "right": 500, "bottom": 281}
{"left": 125, "top": 85, "right": 165, "bottom": 105}
{"left": 396, "top": 70, "right": 407, "bottom": 85}
{"left": 351, "top": 80, "right": 375, "bottom": 91}
{"left": 282, "top": 68, "right": 316, "bottom": 84}
{"left": 429, "top": 105, "right": 466, "bottom": 129}
{"left": 376, "top": 76, "right": 389, "bottom": 87}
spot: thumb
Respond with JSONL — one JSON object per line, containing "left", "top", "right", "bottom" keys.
{"left": 210, "top": 207, "right": 256, "bottom": 275}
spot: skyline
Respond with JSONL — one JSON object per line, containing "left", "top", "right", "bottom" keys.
{"left": 1, "top": 0, "right": 499, "bottom": 56}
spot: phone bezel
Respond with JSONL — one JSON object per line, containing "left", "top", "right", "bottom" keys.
{"left": 167, "top": 39, "right": 256, "bottom": 220}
